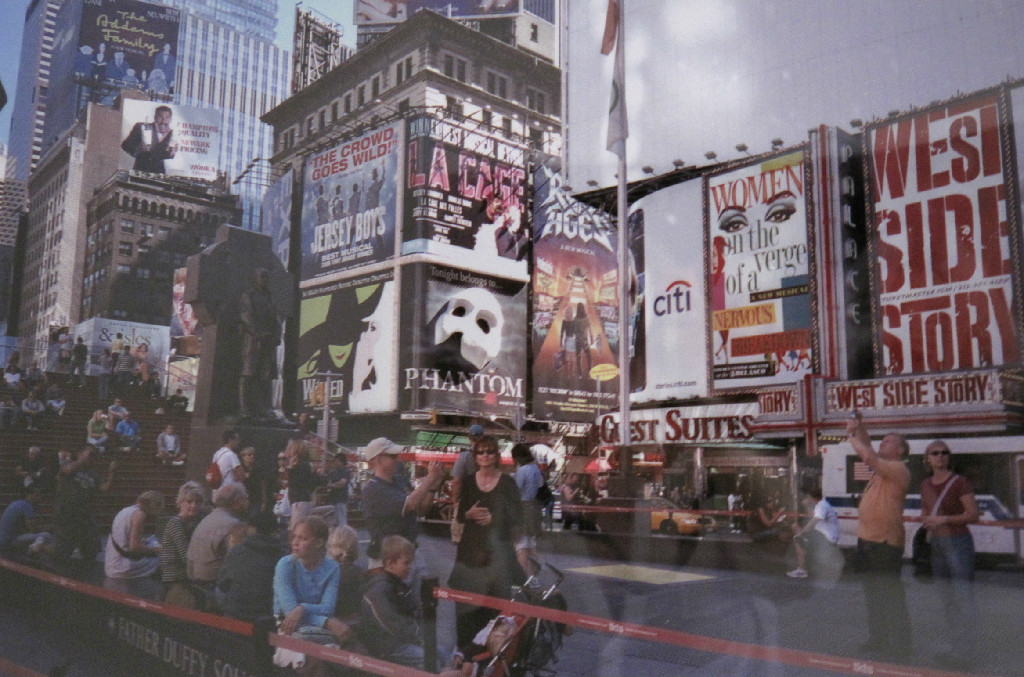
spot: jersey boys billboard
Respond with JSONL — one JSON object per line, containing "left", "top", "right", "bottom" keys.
{"left": 866, "top": 90, "right": 1021, "bottom": 375}
{"left": 300, "top": 121, "right": 402, "bottom": 282}
{"left": 404, "top": 116, "right": 530, "bottom": 279}
{"left": 400, "top": 263, "right": 528, "bottom": 418}
{"left": 531, "top": 166, "right": 620, "bottom": 421}
{"left": 297, "top": 270, "right": 398, "bottom": 415}
{"left": 705, "top": 149, "right": 814, "bottom": 392}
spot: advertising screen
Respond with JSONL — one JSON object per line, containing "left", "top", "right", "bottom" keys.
{"left": 296, "top": 270, "right": 398, "bottom": 415}
{"left": 631, "top": 178, "right": 708, "bottom": 403}
{"left": 404, "top": 116, "right": 529, "bottom": 280}
{"left": 263, "top": 169, "right": 294, "bottom": 268}
{"left": 300, "top": 122, "right": 402, "bottom": 282}
{"left": 866, "top": 91, "right": 1020, "bottom": 374}
{"left": 120, "top": 100, "right": 222, "bottom": 181}
{"left": 400, "top": 263, "right": 528, "bottom": 419}
{"left": 74, "top": 0, "right": 180, "bottom": 96}
{"left": 531, "top": 166, "right": 619, "bottom": 421}
{"left": 705, "top": 149, "right": 814, "bottom": 392}
{"left": 355, "top": 0, "right": 521, "bottom": 25}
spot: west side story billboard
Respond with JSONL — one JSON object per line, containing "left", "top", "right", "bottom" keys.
{"left": 119, "top": 99, "right": 222, "bottom": 181}
{"left": 401, "top": 263, "right": 528, "bottom": 418}
{"left": 705, "top": 149, "right": 815, "bottom": 392}
{"left": 404, "top": 115, "right": 530, "bottom": 279}
{"left": 531, "top": 166, "right": 620, "bottom": 421}
{"left": 355, "top": 0, "right": 521, "bottom": 25}
{"left": 297, "top": 270, "right": 398, "bottom": 415}
{"left": 300, "top": 122, "right": 402, "bottom": 282}
{"left": 865, "top": 89, "right": 1022, "bottom": 375}
{"left": 73, "top": 0, "right": 180, "bottom": 95}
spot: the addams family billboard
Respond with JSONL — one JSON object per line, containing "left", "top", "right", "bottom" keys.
{"left": 865, "top": 88, "right": 1022, "bottom": 375}
{"left": 404, "top": 115, "right": 530, "bottom": 279}
{"left": 400, "top": 263, "right": 528, "bottom": 418}
{"left": 72, "top": 0, "right": 180, "bottom": 96}
{"left": 297, "top": 270, "right": 398, "bottom": 415}
{"left": 300, "top": 121, "right": 402, "bottom": 282}
{"left": 705, "top": 148, "right": 815, "bottom": 392}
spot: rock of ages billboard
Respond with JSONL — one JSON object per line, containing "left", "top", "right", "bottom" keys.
{"left": 865, "top": 89, "right": 1021, "bottom": 375}
{"left": 531, "top": 166, "right": 620, "bottom": 421}
{"left": 705, "top": 149, "right": 814, "bottom": 392}
{"left": 301, "top": 121, "right": 402, "bottom": 282}
{"left": 403, "top": 116, "right": 529, "bottom": 279}
{"left": 400, "top": 263, "right": 527, "bottom": 418}
{"left": 296, "top": 270, "right": 398, "bottom": 415}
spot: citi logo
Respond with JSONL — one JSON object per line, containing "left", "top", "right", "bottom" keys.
{"left": 653, "top": 281, "right": 692, "bottom": 317}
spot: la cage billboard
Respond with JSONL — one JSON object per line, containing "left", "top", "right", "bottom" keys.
{"left": 704, "top": 149, "right": 815, "bottom": 392}
{"left": 297, "top": 270, "right": 398, "bottom": 415}
{"left": 865, "top": 89, "right": 1022, "bottom": 375}
{"left": 531, "top": 165, "right": 620, "bottom": 422}
{"left": 119, "top": 99, "right": 222, "bottom": 181}
{"left": 404, "top": 115, "right": 530, "bottom": 280}
{"left": 73, "top": 0, "right": 180, "bottom": 95}
{"left": 300, "top": 121, "right": 403, "bottom": 282}
{"left": 400, "top": 262, "right": 528, "bottom": 418}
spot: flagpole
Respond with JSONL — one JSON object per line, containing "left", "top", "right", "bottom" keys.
{"left": 613, "top": 1, "right": 632, "bottom": 482}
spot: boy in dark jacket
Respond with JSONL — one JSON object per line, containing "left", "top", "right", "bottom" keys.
{"left": 216, "top": 512, "right": 282, "bottom": 622}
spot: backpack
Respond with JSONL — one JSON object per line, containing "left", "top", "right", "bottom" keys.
{"left": 205, "top": 450, "right": 223, "bottom": 488}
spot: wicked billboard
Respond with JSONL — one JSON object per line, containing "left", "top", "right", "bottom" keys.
{"left": 400, "top": 263, "right": 527, "bottom": 418}
{"left": 531, "top": 165, "right": 620, "bottom": 421}
{"left": 301, "top": 122, "right": 403, "bottom": 282}
{"left": 297, "top": 270, "right": 398, "bottom": 415}
{"left": 404, "top": 115, "right": 530, "bottom": 280}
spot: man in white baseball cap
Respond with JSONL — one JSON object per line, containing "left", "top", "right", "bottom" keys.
{"left": 361, "top": 438, "right": 443, "bottom": 571}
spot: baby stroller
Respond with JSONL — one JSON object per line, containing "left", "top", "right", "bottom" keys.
{"left": 468, "top": 559, "right": 568, "bottom": 677}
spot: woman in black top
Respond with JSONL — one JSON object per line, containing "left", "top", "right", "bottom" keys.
{"left": 447, "top": 435, "right": 523, "bottom": 650}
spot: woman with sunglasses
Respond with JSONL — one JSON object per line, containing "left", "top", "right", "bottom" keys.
{"left": 920, "top": 440, "right": 979, "bottom": 670}
{"left": 447, "top": 435, "right": 523, "bottom": 652}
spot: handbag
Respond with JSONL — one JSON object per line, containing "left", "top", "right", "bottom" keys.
{"left": 913, "top": 474, "right": 960, "bottom": 581}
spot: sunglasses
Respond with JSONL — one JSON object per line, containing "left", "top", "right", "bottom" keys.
{"left": 474, "top": 449, "right": 498, "bottom": 456}
{"left": 928, "top": 450, "right": 950, "bottom": 456}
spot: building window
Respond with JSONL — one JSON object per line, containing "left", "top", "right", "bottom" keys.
{"left": 136, "top": 268, "right": 150, "bottom": 278}
{"left": 344, "top": 93, "right": 352, "bottom": 113}
{"left": 528, "top": 89, "right": 547, "bottom": 114}
{"left": 117, "top": 264, "right": 130, "bottom": 274}
{"left": 118, "top": 242, "right": 133, "bottom": 257}
{"left": 137, "top": 243, "right": 151, "bottom": 254}
{"left": 446, "top": 96, "right": 463, "bottom": 117}
{"left": 331, "top": 102, "right": 339, "bottom": 121}
{"left": 395, "top": 62, "right": 404, "bottom": 85}
{"left": 482, "top": 109, "right": 493, "bottom": 127}
{"left": 486, "top": 71, "right": 508, "bottom": 98}
{"left": 319, "top": 109, "right": 326, "bottom": 130}
{"left": 158, "top": 225, "right": 171, "bottom": 237}
{"left": 140, "top": 222, "right": 153, "bottom": 237}
{"left": 443, "top": 54, "right": 467, "bottom": 82}
{"left": 371, "top": 76, "right": 380, "bottom": 98}
{"left": 530, "top": 127, "right": 544, "bottom": 146}
{"left": 405, "top": 57, "right": 413, "bottom": 80}
{"left": 121, "top": 219, "right": 135, "bottom": 233}
{"left": 398, "top": 98, "right": 410, "bottom": 113}
{"left": 530, "top": 23, "right": 539, "bottom": 41}
{"left": 443, "top": 54, "right": 454, "bottom": 77}
{"left": 503, "top": 118, "right": 513, "bottom": 136}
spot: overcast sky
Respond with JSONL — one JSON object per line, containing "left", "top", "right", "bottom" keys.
{"left": 566, "top": 0, "right": 1024, "bottom": 187}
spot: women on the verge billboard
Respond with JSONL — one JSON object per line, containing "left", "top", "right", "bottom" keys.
{"left": 704, "top": 148, "right": 815, "bottom": 392}
{"left": 120, "top": 99, "right": 222, "bottom": 181}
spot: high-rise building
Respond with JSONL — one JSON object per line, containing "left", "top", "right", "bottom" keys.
{"left": 0, "top": 144, "right": 26, "bottom": 334}
{"left": 7, "top": 0, "right": 59, "bottom": 182}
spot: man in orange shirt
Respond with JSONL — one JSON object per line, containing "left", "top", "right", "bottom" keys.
{"left": 846, "top": 412, "right": 912, "bottom": 661}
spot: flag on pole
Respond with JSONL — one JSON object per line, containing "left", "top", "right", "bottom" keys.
{"left": 603, "top": 0, "right": 627, "bottom": 158}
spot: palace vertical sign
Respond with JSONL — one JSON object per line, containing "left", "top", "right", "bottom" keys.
{"left": 866, "top": 92, "right": 1021, "bottom": 375}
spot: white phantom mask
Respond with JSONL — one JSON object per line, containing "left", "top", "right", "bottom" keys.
{"left": 434, "top": 287, "right": 504, "bottom": 369}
